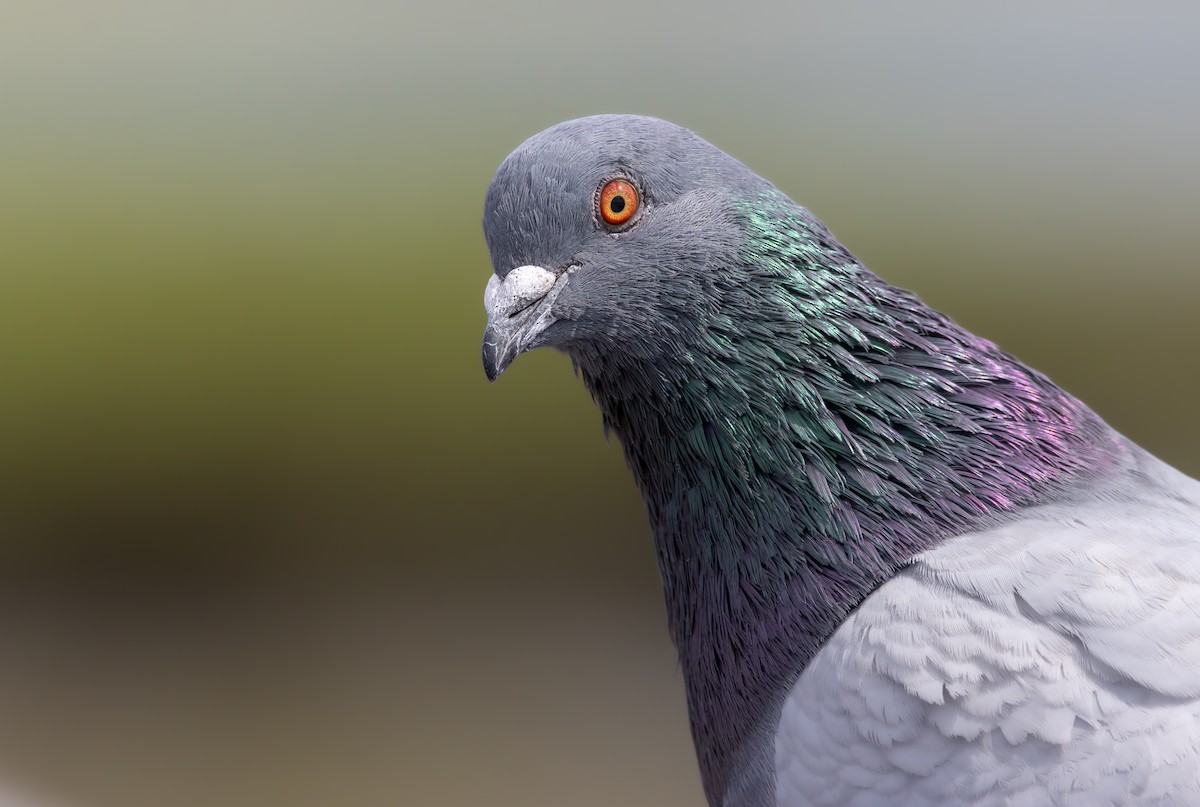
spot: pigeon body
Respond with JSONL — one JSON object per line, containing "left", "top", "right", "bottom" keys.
{"left": 776, "top": 447, "right": 1200, "bottom": 806}
{"left": 480, "top": 115, "right": 1200, "bottom": 806}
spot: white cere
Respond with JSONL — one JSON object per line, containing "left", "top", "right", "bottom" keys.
{"left": 485, "top": 265, "right": 557, "bottom": 318}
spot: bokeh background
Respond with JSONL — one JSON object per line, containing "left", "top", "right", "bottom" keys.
{"left": 1, "top": 2, "right": 1198, "bottom": 805}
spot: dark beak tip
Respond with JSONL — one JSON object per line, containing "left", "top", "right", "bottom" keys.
{"left": 481, "top": 335, "right": 507, "bottom": 382}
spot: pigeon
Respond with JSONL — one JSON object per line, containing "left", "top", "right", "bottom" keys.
{"left": 479, "top": 115, "right": 1200, "bottom": 807}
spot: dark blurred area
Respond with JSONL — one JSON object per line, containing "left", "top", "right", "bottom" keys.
{"left": 0, "top": 2, "right": 1197, "bottom": 805}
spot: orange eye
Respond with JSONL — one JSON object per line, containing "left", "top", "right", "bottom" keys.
{"left": 599, "top": 179, "right": 639, "bottom": 226}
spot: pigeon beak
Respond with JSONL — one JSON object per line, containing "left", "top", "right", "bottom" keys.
{"left": 482, "top": 265, "right": 570, "bottom": 381}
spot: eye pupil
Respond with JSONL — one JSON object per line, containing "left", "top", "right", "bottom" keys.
{"left": 609, "top": 196, "right": 625, "bottom": 214}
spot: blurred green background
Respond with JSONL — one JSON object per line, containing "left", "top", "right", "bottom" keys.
{"left": 0, "top": 2, "right": 1197, "bottom": 805}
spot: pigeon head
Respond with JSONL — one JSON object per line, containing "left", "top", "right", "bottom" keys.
{"left": 481, "top": 114, "right": 772, "bottom": 379}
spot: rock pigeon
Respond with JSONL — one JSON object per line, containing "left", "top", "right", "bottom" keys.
{"left": 479, "top": 115, "right": 1200, "bottom": 806}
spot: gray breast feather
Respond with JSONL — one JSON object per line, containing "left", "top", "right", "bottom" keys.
{"left": 775, "top": 447, "right": 1200, "bottom": 806}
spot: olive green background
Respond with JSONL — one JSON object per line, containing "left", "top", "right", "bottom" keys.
{"left": 1, "top": 2, "right": 1197, "bottom": 806}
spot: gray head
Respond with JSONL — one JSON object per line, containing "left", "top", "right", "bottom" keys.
{"left": 481, "top": 114, "right": 772, "bottom": 379}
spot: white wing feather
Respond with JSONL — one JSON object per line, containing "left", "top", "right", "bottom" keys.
{"left": 775, "top": 450, "right": 1200, "bottom": 806}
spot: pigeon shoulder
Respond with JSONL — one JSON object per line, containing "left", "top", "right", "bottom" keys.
{"left": 774, "top": 444, "right": 1200, "bottom": 807}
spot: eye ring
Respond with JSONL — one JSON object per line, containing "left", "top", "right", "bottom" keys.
{"left": 597, "top": 179, "right": 639, "bottom": 227}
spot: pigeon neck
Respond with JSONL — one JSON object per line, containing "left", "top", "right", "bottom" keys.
{"left": 573, "top": 202, "right": 1125, "bottom": 804}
